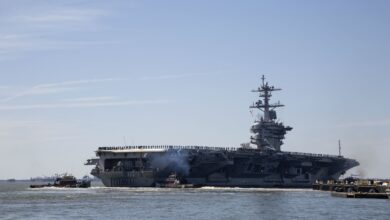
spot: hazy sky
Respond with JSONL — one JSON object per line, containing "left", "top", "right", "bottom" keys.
{"left": 0, "top": 0, "right": 389, "bottom": 179}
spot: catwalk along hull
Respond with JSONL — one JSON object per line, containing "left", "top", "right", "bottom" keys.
{"left": 86, "top": 76, "right": 359, "bottom": 187}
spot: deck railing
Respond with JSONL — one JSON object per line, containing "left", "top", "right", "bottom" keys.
{"left": 98, "top": 145, "right": 237, "bottom": 152}
{"left": 97, "top": 145, "right": 342, "bottom": 158}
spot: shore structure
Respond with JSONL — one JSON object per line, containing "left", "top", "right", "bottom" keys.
{"left": 85, "top": 76, "right": 359, "bottom": 187}
{"left": 313, "top": 178, "right": 390, "bottom": 199}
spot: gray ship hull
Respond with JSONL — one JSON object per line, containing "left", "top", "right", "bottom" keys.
{"left": 89, "top": 146, "right": 359, "bottom": 188}
{"left": 97, "top": 170, "right": 155, "bottom": 187}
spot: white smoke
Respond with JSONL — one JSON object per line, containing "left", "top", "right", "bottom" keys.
{"left": 149, "top": 150, "right": 190, "bottom": 176}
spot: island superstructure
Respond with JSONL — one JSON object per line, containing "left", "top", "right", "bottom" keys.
{"left": 85, "top": 76, "right": 359, "bottom": 187}
{"left": 250, "top": 75, "right": 292, "bottom": 151}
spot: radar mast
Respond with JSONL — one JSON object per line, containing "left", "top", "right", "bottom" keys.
{"left": 250, "top": 75, "right": 292, "bottom": 151}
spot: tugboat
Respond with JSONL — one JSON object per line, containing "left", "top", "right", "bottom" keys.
{"left": 155, "top": 173, "right": 194, "bottom": 188}
{"left": 30, "top": 175, "right": 91, "bottom": 188}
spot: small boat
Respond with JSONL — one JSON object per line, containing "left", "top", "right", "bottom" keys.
{"left": 7, "top": 179, "right": 16, "bottom": 182}
{"left": 30, "top": 175, "right": 91, "bottom": 188}
{"left": 155, "top": 173, "right": 194, "bottom": 188}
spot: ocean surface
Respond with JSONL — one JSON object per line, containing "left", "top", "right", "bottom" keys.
{"left": 0, "top": 181, "right": 389, "bottom": 220}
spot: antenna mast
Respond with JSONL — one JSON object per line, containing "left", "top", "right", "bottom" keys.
{"left": 250, "top": 75, "right": 284, "bottom": 122}
{"left": 123, "top": 136, "right": 127, "bottom": 146}
{"left": 249, "top": 75, "right": 292, "bottom": 151}
{"left": 338, "top": 140, "right": 341, "bottom": 156}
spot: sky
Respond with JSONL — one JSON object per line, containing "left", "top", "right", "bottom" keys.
{"left": 0, "top": 0, "right": 389, "bottom": 179}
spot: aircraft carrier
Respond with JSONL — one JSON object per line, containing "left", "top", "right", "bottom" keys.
{"left": 85, "top": 76, "right": 359, "bottom": 187}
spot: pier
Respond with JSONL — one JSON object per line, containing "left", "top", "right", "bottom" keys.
{"left": 313, "top": 178, "right": 390, "bottom": 199}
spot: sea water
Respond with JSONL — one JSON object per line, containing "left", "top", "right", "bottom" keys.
{"left": 0, "top": 181, "right": 389, "bottom": 220}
